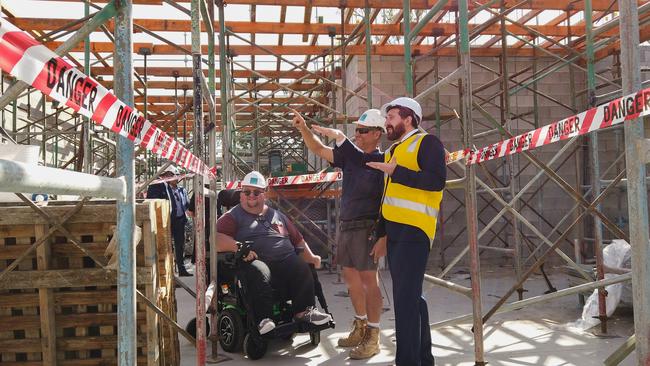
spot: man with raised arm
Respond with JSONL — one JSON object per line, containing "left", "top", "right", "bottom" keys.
{"left": 292, "top": 109, "right": 386, "bottom": 360}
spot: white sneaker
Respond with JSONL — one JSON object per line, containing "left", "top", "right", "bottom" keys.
{"left": 258, "top": 318, "right": 275, "bottom": 335}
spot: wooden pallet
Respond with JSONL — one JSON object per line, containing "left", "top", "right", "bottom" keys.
{"left": 0, "top": 200, "right": 179, "bottom": 366}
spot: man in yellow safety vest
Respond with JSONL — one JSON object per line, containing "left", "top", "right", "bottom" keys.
{"left": 367, "top": 97, "right": 446, "bottom": 366}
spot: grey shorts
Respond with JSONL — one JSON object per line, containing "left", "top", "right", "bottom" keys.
{"left": 337, "top": 219, "right": 378, "bottom": 271}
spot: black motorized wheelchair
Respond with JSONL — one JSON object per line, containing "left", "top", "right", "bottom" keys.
{"left": 188, "top": 241, "right": 335, "bottom": 360}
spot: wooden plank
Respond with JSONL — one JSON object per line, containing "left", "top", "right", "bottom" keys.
{"left": 0, "top": 313, "right": 146, "bottom": 330}
{"left": 0, "top": 268, "right": 153, "bottom": 290}
{"left": 0, "top": 224, "right": 35, "bottom": 238}
{"left": 143, "top": 220, "right": 159, "bottom": 366}
{"left": 45, "top": 40, "right": 546, "bottom": 57}
{"left": 36, "top": 224, "right": 57, "bottom": 365}
{"left": 0, "top": 242, "right": 110, "bottom": 260}
{"left": 0, "top": 203, "right": 152, "bottom": 226}
{"left": 55, "top": 335, "right": 147, "bottom": 350}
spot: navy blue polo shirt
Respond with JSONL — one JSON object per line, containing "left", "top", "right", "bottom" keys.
{"left": 332, "top": 139, "right": 384, "bottom": 221}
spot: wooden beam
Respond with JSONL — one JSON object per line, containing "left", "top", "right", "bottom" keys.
{"left": 47, "top": 41, "right": 550, "bottom": 56}
{"left": 12, "top": 18, "right": 620, "bottom": 39}
{"left": 0, "top": 268, "right": 152, "bottom": 290}
{"left": 87, "top": 66, "right": 331, "bottom": 79}
{"left": 302, "top": 2, "right": 312, "bottom": 42}
{"left": 137, "top": 104, "right": 320, "bottom": 113}
{"left": 134, "top": 95, "right": 327, "bottom": 104}
{"left": 35, "top": 224, "right": 56, "bottom": 366}
{"left": 100, "top": 80, "right": 321, "bottom": 90}
{"left": 45, "top": 0, "right": 637, "bottom": 11}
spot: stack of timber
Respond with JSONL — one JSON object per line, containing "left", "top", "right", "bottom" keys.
{"left": 0, "top": 200, "right": 179, "bottom": 365}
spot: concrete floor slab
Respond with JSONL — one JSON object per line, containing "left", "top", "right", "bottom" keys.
{"left": 175, "top": 266, "right": 635, "bottom": 365}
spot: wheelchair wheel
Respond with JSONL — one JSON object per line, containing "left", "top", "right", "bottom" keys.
{"left": 185, "top": 317, "right": 211, "bottom": 339}
{"left": 243, "top": 333, "right": 268, "bottom": 360}
{"left": 218, "top": 309, "right": 245, "bottom": 353}
{"left": 309, "top": 331, "right": 320, "bottom": 346}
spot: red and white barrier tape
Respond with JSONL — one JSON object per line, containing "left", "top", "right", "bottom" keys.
{"left": 0, "top": 19, "right": 214, "bottom": 179}
{"left": 225, "top": 171, "right": 342, "bottom": 189}
{"left": 446, "top": 88, "right": 650, "bottom": 165}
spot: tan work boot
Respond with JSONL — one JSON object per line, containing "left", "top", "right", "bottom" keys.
{"left": 337, "top": 318, "right": 367, "bottom": 347}
{"left": 349, "top": 326, "right": 380, "bottom": 359}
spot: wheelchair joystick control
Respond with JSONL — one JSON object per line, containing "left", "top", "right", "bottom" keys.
{"left": 235, "top": 241, "right": 252, "bottom": 261}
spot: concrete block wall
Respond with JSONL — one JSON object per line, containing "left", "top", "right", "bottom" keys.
{"left": 336, "top": 53, "right": 646, "bottom": 270}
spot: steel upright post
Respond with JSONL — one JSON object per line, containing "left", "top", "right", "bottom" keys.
{"left": 83, "top": 0, "right": 92, "bottom": 174}
{"left": 618, "top": 0, "right": 650, "bottom": 363}
{"left": 191, "top": 0, "right": 207, "bottom": 363}
{"left": 459, "top": 0, "right": 485, "bottom": 364}
{"left": 207, "top": 1, "right": 221, "bottom": 360}
{"left": 364, "top": 2, "right": 373, "bottom": 108}
{"left": 218, "top": 1, "right": 232, "bottom": 181}
{"left": 585, "top": 0, "right": 608, "bottom": 334}
{"left": 114, "top": 1, "right": 137, "bottom": 365}
{"left": 403, "top": 0, "right": 413, "bottom": 96}
{"left": 500, "top": 0, "right": 523, "bottom": 300}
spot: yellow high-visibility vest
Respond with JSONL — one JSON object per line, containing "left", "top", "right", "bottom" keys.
{"left": 383, "top": 132, "right": 443, "bottom": 242}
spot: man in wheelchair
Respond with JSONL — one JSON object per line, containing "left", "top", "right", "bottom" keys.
{"left": 214, "top": 171, "right": 334, "bottom": 357}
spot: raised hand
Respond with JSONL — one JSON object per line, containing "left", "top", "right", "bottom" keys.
{"left": 366, "top": 156, "right": 397, "bottom": 176}
{"left": 289, "top": 108, "right": 307, "bottom": 129}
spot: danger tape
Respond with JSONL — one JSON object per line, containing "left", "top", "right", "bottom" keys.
{"left": 225, "top": 171, "right": 342, "bottom": 189}
{"left": 446, "top": 88, "right": 650, "bottom": 165}
{"left": 0, "top": 20, "right": 214, "bottom": 179}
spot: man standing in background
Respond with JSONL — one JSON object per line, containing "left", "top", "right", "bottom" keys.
{"left": 292, "top": 108, "right": 386, "bottom": 360}
{"left": 147, "top": 165, "right": 191, "bottom": 277}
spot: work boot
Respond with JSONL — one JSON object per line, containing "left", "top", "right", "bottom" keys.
{"left": 349, "top": 326, "right": 380, "bottom": 359}
{"left": 338, "top": 318, "right": 367, "bottom": 347}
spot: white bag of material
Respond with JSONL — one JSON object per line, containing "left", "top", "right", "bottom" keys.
{"left": 571, "top": 239, "right": 630, "bottom": 330}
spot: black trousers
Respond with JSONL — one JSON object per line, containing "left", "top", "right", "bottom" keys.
{"left": 170, "top": 216, "right": 187, "bottom": 273}
{"left": 239, "top": 254, "right": 315, "bottom": 323}
{"left": 387, "top": 238, "right": 435, "bottom": 366}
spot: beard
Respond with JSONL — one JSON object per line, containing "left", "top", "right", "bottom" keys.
{"left": 386, "top": 123, "right": 406, "bottom": 141}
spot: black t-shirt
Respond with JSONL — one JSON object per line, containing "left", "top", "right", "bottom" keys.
{"left": 331, "top": 139, "right": 384, "bottom": 221}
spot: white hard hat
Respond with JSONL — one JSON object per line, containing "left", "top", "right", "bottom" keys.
{"left": 353, "top": 109, "right": 386, "bottom": 132}
{"left": 163, "top": 165, "right": 180, "bottom": 175}
{"left": 242, "top": 171, "right": 267, "bottom": 189}
{"left": 381, "top": 97, "right": 423, "bottom": 124}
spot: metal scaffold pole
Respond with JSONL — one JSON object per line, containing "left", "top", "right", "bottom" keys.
{"left": 618, "top": 0, "right": 650, "bottom": 364}
{"left": 206, "top": 0, "right": 222, "bottom": 362}
{"left": 403, "top": 0, "right": 413, "bottom": 96}
{"left": 458, "top": 0, "right": 485, "bottom": 364}
{"left": 218, "top": 1, "right": 232, "bottom": 181}
{"left": 113, "top": 1, "right": 137, "bottom": 364}
{"left": 191, "top": 0, "right": 207, "bottom": 363}
{"left": 585, "top": 0, "right": 608, "bottom": 334}
{"left": 364, "top": 1, "right": 373, "bottom": 108}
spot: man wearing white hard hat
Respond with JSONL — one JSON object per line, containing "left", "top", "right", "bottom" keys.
{"left": 366, "top": 97, "right": 446, "bottom": 366}
{"left": 147, "top": 165, "right": 191, "bottom": 276}
{"left": 291, "top": 108, "right": 387, "bottom": 359}
{"left": 216, "top": 171, "right": 332, "bottom": 335}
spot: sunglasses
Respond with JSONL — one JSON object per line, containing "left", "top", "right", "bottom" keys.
{"left": 242, "top": 189, "right": 264, "bottom": 197}
{"left": 355, "top": 127, "right": 379, "bottom": 134}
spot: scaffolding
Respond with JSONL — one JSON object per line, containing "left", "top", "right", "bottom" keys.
{"left": 0, "top": 0, "right": 649, "bottom": 365}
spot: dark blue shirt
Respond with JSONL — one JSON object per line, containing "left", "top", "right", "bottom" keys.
{"left": 332, "top": 139, "right": 384, "bottom": 221}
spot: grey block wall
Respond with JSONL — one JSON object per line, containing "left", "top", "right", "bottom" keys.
{"left": 333, "top": 51, "right": 650, "bottom": 271}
